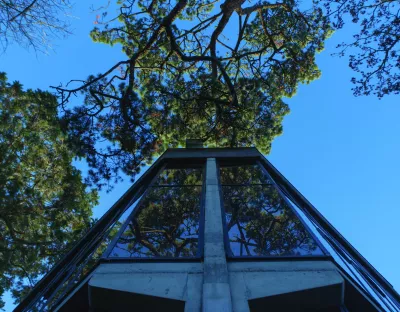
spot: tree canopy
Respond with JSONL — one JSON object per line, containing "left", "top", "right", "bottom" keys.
{"left": 52, "top": 0, "right": 332, "bottom": 189}
{"left": 0, "top": 73, "right": 98, "bottom": 308}
{"left": 0, "top": 0, "right": 73, "bottom": 52}
{"left": 1, "top": 0, "right": 398, "bottom": 310}
{"left": 318, "top": 0, "right": 400, "bottom": 97}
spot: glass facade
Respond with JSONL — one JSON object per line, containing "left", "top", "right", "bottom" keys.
{"left": 105, "top": 161, "right": 324, "bottom": 259}
{"left": 107, "top": 165, "right": 204, "bottom": 258}
{"left": 220, "top": 163, "right": 324, "bottom": 257}
{"left": 25, "top": 158, "right": 326, "bottom": 310}
{"left": 18, "top": 149, "right": 399, "bottom": 312}
{"left": 29, "top": 195, "right": 144, "bottom": 311}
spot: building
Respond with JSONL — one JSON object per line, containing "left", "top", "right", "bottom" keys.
{"left": 15, "top": 147, "right": 400, "bottom": 311}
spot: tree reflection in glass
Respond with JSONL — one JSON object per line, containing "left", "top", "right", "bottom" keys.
{"left": 220, "top": 164, "right": 323, "bottom": 257}
{"left": 220, "top": 164, "right": 273, "bottom": 185}
{"left": 154, "top": 167, "right": 203, "bottom": 186}
{"left": 109, "top": 166, "right": 203, "bottom": 258}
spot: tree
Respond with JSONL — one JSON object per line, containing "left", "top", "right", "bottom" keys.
{"left": 52, "top": 0, "right": 332, "bottom": 189}
{"left": 317, "top": 0, "right": 400, "bottom": 97}
{"left": 0, "top": 0, "right": 73, "bottom": 52}
{"left": 0, "top": 73, "right": 98, "bottom": 308}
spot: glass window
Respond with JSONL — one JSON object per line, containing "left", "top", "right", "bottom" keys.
{"left": 108, "top": 165, "right": 203, "bottom": 259}
{"left": 36, "top": 195, "right": 143, "bottom": 310}
{"left": 220, "top": 164, "right": 272, "bottom": 185}
{"left": 220, "top": 163, "right": 323, "bottom": 257}
{"left": 154, "top": 167, "right": 203, "bottom": 186}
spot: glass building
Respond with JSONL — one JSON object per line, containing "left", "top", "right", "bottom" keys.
{"left": 15, "top": 147, "right": 400, "bottom": 311}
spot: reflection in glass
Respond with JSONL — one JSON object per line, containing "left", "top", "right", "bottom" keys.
{"left": 154, "top": 167, "right": 203, "bottom": 186}
{"left": 220, "top": 164, "right": 272, "bottom": 185}
{"left": 38, "top": 196, "right": 143, "bottom": 310}
{"left": 220, "top": 163, "right": 323, "bottom": 257}
{"left": 109, "top": 186, "right": 202, "bottom": 258}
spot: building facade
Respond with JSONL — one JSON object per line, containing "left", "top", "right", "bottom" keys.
{"left": 15, "top": 148, "right": 400, "bottom": 311}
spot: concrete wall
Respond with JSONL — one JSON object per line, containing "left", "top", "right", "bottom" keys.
{"left": 88, "top": 260, "right": 344, "bottom": 311}
{"left": 89, "top": 262, "right": 203, "bottom": 311}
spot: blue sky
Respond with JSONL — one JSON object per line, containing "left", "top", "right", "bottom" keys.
{"left": 1, "top": 1, "right": 399, "bottom": 310}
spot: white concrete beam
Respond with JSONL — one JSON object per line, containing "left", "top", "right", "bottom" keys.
{"left": 203, "top": 158, "right": 233, "bottom": 312}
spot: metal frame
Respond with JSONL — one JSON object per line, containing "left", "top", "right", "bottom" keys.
{"left": 15, "top": 147, "right": 400, "bottom": 312}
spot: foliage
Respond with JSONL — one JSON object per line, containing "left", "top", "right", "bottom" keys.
{"left": 317, "top": 0, "right": 400, "bottom": 97}
{"left": 0, "top": 0, "right": 73, "bottom": 52}
{"left": 0, "top": 73, "right": 98, "bottom": 308}
{"left": 52, "top": 0, "right": 332, "bottom": 189}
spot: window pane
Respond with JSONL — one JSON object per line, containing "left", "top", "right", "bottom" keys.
{"left": 36, "top": 195, "right": 143, "bottom": 310}
{"left": 154, "top": 167, "right": 203, "bottom": 186}
{"left": 222, "top": 185, "right": 323, "bottom": 257}
{"left": 219, "top": 164, "right": 272, "bottom": 185}
{"left": 109, "top": 186, "right": 202, "bottom": 258}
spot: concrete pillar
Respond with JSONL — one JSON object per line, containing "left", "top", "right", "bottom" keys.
{"left": 202, "top": 158, "right": 233, "bottom": 312}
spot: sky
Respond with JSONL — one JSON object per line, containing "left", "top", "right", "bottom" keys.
{"left": 1, "top": 1, "right": 399, "bottom": 310}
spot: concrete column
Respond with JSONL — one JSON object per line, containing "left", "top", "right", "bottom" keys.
{"left": 202, "top": 158, "right": 233, "bottom": 312}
